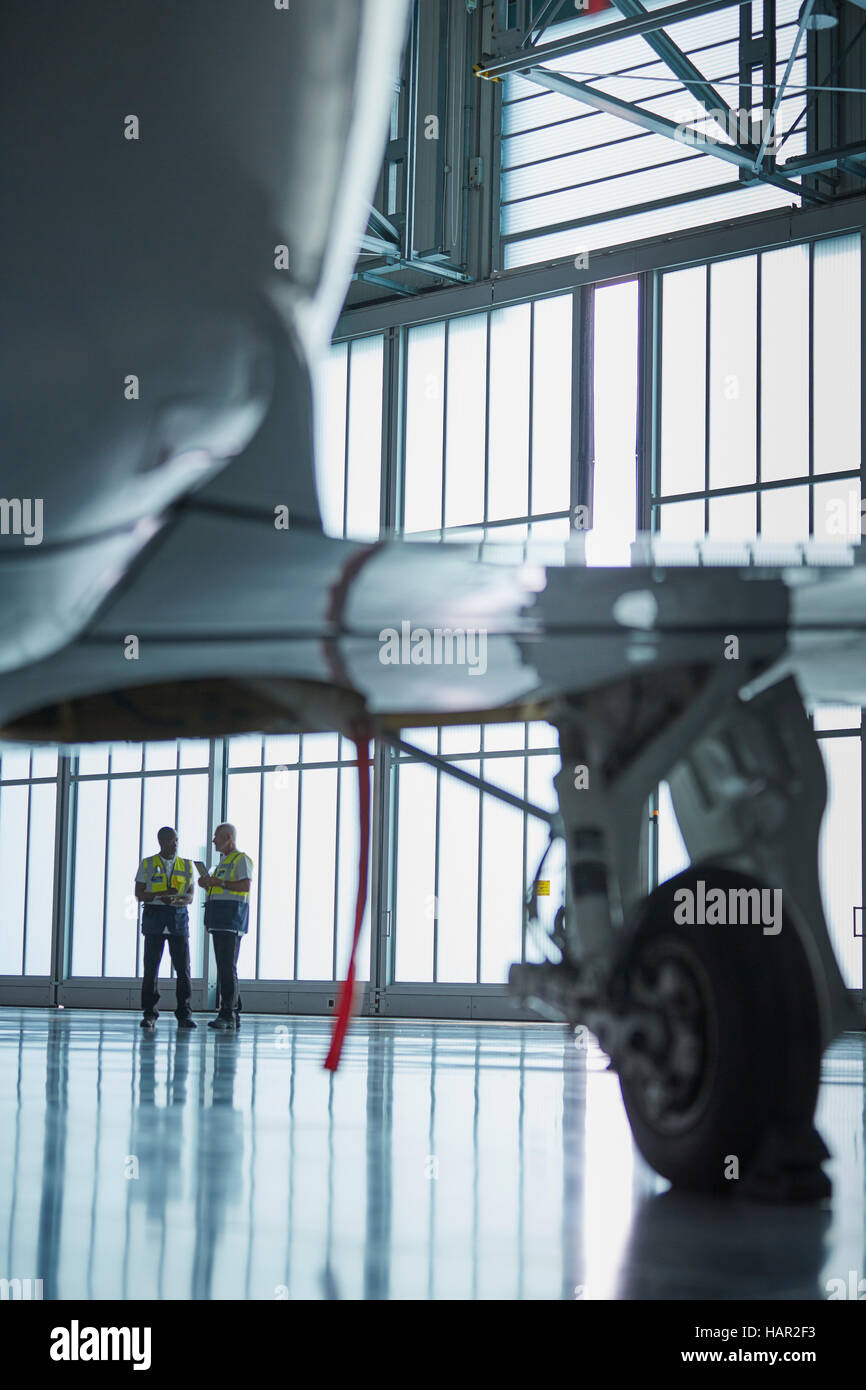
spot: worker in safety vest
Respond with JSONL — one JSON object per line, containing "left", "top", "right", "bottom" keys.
{"left": 134, "top": 826, "right": 196, "bottom": 1030}
{"left": 198, "top": 823, "right": 253, "bottom": 1031}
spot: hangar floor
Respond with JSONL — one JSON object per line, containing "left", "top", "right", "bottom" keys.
{"left": 0, "top": 1009, "right": 863, "bottom": 1300}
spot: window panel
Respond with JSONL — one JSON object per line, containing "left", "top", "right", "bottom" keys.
{"left": 144, "top": 741, "right": 177, "bottom": 772}
{"left": 103, "top": 777, "right": 142, "bottom": 978}
{"left": 760, "top": 245, "right": 809, "bottom": 482}
{"left": 525, "top": 754, "right": 560, "bottom": 965}
{"left": 110, "top": 744, "right": 142, "bottom": 774}
{"left": 813, "top": 235, "right": 860, "bottom": 477}
{"left": 444, "top": 314, "right": 487, "bottom": 528}
{"left": 709, "top": 256, "right": 757, "bottom": 491}
{"left": 818, "top": 737, "right": 862, "bottom": 989}
{"left": 395, "top": 761, "right": 437, "bottom": 982}
{"left": 482, "top": 722, "right": 526, "bottom": 753}
{"left": 813, "top": 706, "right": 861, "bottom": 731}
{"left": 24, "top": 782, "right": 56, "bottom": 975}
{"left": 657, "top": 498, "right": 705, "bottom": 538}
{"left": 345, "top": 336, "right": 383, "bottom": 542}
{"left": 318, "top": 342, "right": 348, "bottom": 538}
{"left": 302, "top": 732, "right": 340, "bottom": 763}
{"left": 336, "top": 762, "right": 369, "bottom": 984}
{"left": 531, "top": 295, "right": 572, "bottom": 518}
{"left": 0, "top": 749, "right": 30, "bottom": 781}
{"left": 587, "top": 279, "right": 638, "bottom": 566}
{"left": 488, "top": 305, "right": 531, "bottom": 522}
{"left": 657, "top": 781, "right": 689, "bottom": 885}
{"left": 759, "top": 484, "right": 809, "bottom": 540}
{"left": 263, "top": 734, "right": 300, "bottom": 767}
{"left": 0, "top": 785, "right": 29, "bottom": 972}
{"left": 77, "top": 745, "right": 109, "bottom": 776}
{"left": 436, "top": 764, "right": 479, "bottom": 983}
{"left": 30, "top": 748, "right": 58, "bottom": 779}
{"left": 71, "top": 780, "right": 108, "bottom": 976}
{"left": 228, "top": 734, "right": 262, "bottom": 768}
{"left": 177, "top": 773, "right": 209, "bottom": 977}
{"left": 660, "top": 266, "right": 706, "bottom": 498}
{"left": 226, "top": 772, "right": 262, "bottom": 976}
{"left": 813, "top": 477, "right": 861, "bottom": 543}
{"left": 178, "top": 740, "right": 209, "bottom": 769}
{"left": 405, "top": 322, "right": 445, "bottom": 533}
{"left": 296, "top": 767, "right": 338, "bottom": 980}
{"left": 479, "top": 759, "right": 524, "bottom": 983}
{"left": 141, "top": 776, "right": 178, "bottom": 858}
{"left": 708, "top": 490, "right": 756, "bottom": 540}
{"left": 258, "top": 766, "right": 299, "bottom": 980}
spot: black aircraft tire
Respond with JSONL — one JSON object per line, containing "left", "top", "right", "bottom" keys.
{"left": 617, "top": 864, "right": 823, "bottom": 1194}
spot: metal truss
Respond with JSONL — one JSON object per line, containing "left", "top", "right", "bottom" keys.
{"left": 476, "top": 0, "right": 866, "bottom": 194}
{"left": 354, "top": 217, "right": 471, "bottom": 296}
{"left": 381, "top": 734, "right": 560, "bottom": 829}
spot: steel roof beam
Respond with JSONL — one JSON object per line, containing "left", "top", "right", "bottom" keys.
{"left": 476, "top": 0, "right": 753, "bottom": 79}
{"left": 522, "top": 67, "right": 826, "bottom": 199}
{"left": 522, "top": 67, "right": 759, "bottom": 170}
{"left": 779, "top": 143, "right": 866, "bottom": 177}
{"left": 608, "top": 0, "right": 739, "bottom": 135}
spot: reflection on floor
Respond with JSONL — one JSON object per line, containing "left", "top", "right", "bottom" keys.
{"left": 0, "top": 1009, "right": 863, "bottom": 1300}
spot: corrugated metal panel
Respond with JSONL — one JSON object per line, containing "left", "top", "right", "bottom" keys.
{"left": 503, "top": 181, "right": 798, "bottom": 268}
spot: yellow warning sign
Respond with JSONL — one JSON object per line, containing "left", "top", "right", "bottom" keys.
{"left": 536, "top": 880, "right": 550, "bottom": 896}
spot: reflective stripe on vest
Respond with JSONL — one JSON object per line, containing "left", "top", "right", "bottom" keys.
{"left": 144, "top": 855, "right": 193, "bottom": 895}
{"left": 207, "top": 850, "right": 250, "bottom": 902}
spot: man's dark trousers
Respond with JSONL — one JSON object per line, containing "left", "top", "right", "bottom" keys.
{"left": 142, "top": 933, "right": 193, "bottom": 1020}
{"left": 211, "top": 931, "right": 242, "bottom": 1021}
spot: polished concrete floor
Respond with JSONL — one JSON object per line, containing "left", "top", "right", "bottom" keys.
{"left": 0, "top": 1008, "right": 864, "bottom": 1300}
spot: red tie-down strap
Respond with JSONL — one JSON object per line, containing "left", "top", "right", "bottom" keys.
{"left": 324, "top": 733, "right": 372, "bottom": 1072}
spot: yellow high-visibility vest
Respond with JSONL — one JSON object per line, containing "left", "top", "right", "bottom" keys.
{"left": 143, "top": 855, "right": 193, "bottom": 895}
{"left": 207, "top": 850, "right": 251, "bottom": 902}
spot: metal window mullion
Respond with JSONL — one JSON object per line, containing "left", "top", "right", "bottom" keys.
{"left": 491, "top": 74, "right": 504, "bottom": 276}
{"left": 476, "top": 757, "right": 484, "bottom": 987}
{"left": 483, "top": 310, "right": 492, "bottom": 528}
{"left": 440, "top": 319, "right": 449, "bottom": 539}
{"left": 808, "top": 238, "right": 815, "bottom": 534}
{"left": 861, "top": 712, "right": 866, "bottom": 994}
{"left": 369, "top": 739, "right": 393, "bottom": 1001}
{"left": 50, "top": 755, "right": 73, "bottom": 1000}
{"left": 255, "top": 760, "right": 265, "bottom": 983}
{"left": 856, "top": 239, "right": 861, "bottom": 1000}
{"left": 636, "top": 269, "right": 658, "bottom": 533}
{"left": 755, "top": 251, "right": 762, "bottom": 535}
{"left": 573, "top": 284, "right": 595, "bottom": 531}
{"left": 521, "top": 731, "right": 530, "bottom": 966}
{"left": 134, "top": 761, "right": 146, "bottom": 981}
{"left": 343, "top": 344, "right": 352, "bottom": 540}
{"left": 433, "top": 731, "right": 442, "bottom": 985}
{"left": 20, "top": 757, "right": 32, "bottom": 976}
{"left": 100, "top": 773, "right": 112, "bottom": 979}
{"left": 527, "top": 299, "right": 535, "bottom": 528}
{"left": 704, "top": 262, "right": 712, "bottom": 535}
{"left": 651, "top": 465, "right": 860, "bottom": 506}
{"left": 292, "top": 744, "right": 304, "bottom": 983}
{"left": 332, "top": 743, "right": 343, "bottom": 985}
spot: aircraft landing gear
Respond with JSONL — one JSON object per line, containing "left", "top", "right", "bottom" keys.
{"left": 509, "top": 672, "right": 850, "bottom": 1202}
{"left": 612, "top": 867, "right": 830, "bottom": 1202}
